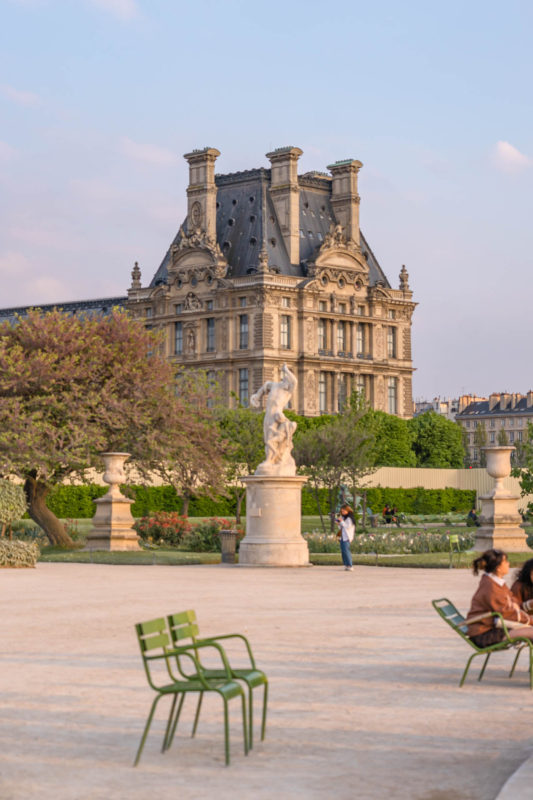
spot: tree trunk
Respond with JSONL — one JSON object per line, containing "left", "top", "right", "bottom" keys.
{"left": 181, "top": 490, "right": 190, "bottom": 517}
{"left": 235, "top": 489, "right": 245, "bottom": 525}
{"left": 24, "top": 476, "right": 74, "bottom": 547}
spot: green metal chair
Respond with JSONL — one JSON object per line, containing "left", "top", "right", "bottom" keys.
{"left": 134, "top": 617, "right": 248, "bottom": 766}
{"left": 167, "top": 610, "right": 268, "bottom": 749}
{"left": 432, "top": 598, "right": 533, "bottom": 689}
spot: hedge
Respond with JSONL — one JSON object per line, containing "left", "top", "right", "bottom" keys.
{"left": 43, "top": 483, "right": 476, "bottom": 519}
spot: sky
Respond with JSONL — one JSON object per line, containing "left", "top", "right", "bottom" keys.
{"left": 1, "top": 0, "right": 532, "bottom": 400}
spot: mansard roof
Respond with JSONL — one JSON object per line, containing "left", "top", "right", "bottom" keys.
{"left": 149, "top": 167, "right": 390, "bottom": 288}
{"left": 0, "top": 297, "right": 127, "bottom": 325}
{"left": 457, "top": 397, "right": 533, "bottom": 417}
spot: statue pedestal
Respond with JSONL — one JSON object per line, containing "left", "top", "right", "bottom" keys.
{"left": 474, "top": 494, "right": 529, "bottom": 552}
{"left": 474, "top": 446, "right": 530, "bottom": 553}
{"left": 239, "top": 475, "right": 310, "bottom": 567}
{"left": 85, "top": 452, "right": 141, "bottom": 552}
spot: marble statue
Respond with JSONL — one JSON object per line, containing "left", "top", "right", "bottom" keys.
{"left": 250, "top": 363, "right": 297, "bottom": 476}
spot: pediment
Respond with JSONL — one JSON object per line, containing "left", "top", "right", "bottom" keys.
{"left": 314, "top": 248, "right": 368, "bottom": 272}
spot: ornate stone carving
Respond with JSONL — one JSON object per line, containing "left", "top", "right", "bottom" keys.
{"left": 250, "top": 364, "right": 297, "bottom": 477}
{"left": 318, "top": 223, "right": 360, "bottom": 255}
{"left": 171, "top": 226, "right": 227, "bottom": 278}
{"left": 399, "top": 264, "right": 410, "bottom": 291}
{"left": 184, "top": 292, "right": 202, "bottom": 311}
{"left": 305, "top": 370, "right": 316, "bottom": 413}
{"left": 190, "top": 202, "right": 202, "bottom": 228}
{"left": 305, "top": 317, "right": 314, "bottom": 351}
{"left": 186, "top": 327, "right": 196, "bottom": 354}
{"left": 130, "top": 261, "right": 141, "bottom": 289}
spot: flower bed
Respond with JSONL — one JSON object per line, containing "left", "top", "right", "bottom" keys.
{"left": 303, "top": 529, "right": 474, "bottom": 555}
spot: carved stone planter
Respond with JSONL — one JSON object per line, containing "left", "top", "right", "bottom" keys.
{"left": 475, "top": 446, "right": 530, "bottom": 553}
{"left": 85, "top": 452, "right": 140, "bottom": 552}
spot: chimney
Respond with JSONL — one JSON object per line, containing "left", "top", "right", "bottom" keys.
{"left": 265, "top": 146, "right": 303, "bottom": 264}
{"left": 489, "top": 393, "right": 499, "bottom": 411}
{"left": 500, "top": 392, "right": 510, "bottom": 409}
{"left": 327, "top": 158, "right": 363, "bottom": 246}
{"left": 528, "top": 391, "right": 533, "bottom": 408}
{"left": 183, "top": 147, "right": 220, "bottom": 240}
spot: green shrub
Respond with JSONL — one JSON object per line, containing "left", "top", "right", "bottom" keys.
{"left": 303, "top": 529, "right": 474, "bottom": 554}
{"left": 181, "top": 518, "right": 244, "bottom": 552}
{"left": 0, "top": 539, "right": 39, "bottom": 567}
{"left": 0, "top": 480, "right": 27, "bottom": 536}
{"left": 133, "top": 512, "right": 192, "bottom": 547}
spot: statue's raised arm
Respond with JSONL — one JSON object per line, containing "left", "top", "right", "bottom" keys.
{"left": 251, "top": 363, "right": 298, "bottom": 476}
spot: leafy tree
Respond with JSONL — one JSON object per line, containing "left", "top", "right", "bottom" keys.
{"left": 511, "top": 422, "right": 533, "bottom": 517}
{"left": 0, "top": 309, "right": 221, "bottom": 545}
{"left": 497, "top": 428, "right": 509, "bottom": 445}
{"left": 0, "top": 480, "right": 27, "bottom": 539}
{"left": 361, "top": 409, "right": 416, "bottom": 467}
{"left": 407, "top": 411, "right": 465, "bottom": 468}
{"left": 217, "top": 404, "right": 265, "bottom": 523}
{"left": 473, "top": 422, "right": 487, "bottom": 467}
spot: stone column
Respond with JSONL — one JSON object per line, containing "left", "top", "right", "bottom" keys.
{"left": 475, "top": 446, "right": 530, "bottom": 552}
{"left": 85, "top": 452, "right": 140, "bottom": 552}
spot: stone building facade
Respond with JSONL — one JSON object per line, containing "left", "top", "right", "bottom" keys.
{"left": 457, "top": 392, "right": 533, "bottom": 463}
{"left": 127, "top": 146, "right": 416, "bottom": 417}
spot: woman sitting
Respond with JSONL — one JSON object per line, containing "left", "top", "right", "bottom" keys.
{"left": 511, "top": 558, "right": 533, "bottom": 612}
{"left": 466, "top": 548, "right": 533, "bottom": 647}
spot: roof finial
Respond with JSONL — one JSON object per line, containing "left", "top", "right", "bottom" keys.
{"left": 399, "top": 264, "right": 410, "bottom": 291}
{"left": 131, "top": 261, "right": 142, "bottom": 289}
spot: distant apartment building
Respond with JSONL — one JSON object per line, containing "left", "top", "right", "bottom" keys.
{"left": 413, "top": 397, "right": 460, "bottom": 421}
{"left": 456, "top": 392, "right": 533, "bottom": 464}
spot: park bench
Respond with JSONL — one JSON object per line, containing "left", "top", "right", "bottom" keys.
{"left": 432, "top": 598, "right": 533, "bottom": 689}
{"left": 134, "top": 617, "right": 248, "bottom": 766}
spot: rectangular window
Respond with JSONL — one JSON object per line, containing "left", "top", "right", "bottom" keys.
{"left": 339, "top": 303, "right": 346, "bottom": 314}
{"left": 338, "top": 374, "right": 347, "bottom": 411}
{"left": 280, "top": 315, "right": 291, "bottom": 349}
{"left": 356, "top": 324, "right": 365, "bottom": 355}
{"left": 282, "top": 297, "right": 290, "bottom": 308}
{"left": 501, "top": 419, "right": 506, "bottom": 427}
{"left": 387, "top": 377, "right": 397, "bottom": 415}
{"left": 357, "top": 305, "right": 365, "bottom": 316}
{"left": 206, "top": 300, "right": 213, "bottom": 311}
{"left": 239, "top": 297, "right": 247, "bottom": 308}
{"left": 319, "top": 300, "right": 327, "bottom": 312}
{"left": 174, "top": 322, "right": 183, "bottom": 355}
{"left": 387, "top": 327, "right": 397, "bottom": 358}
{"left": 239, "top": 368, "right": 249, "bottom": 406}
{"left": 465, "top": 421, "right": 470, "bottom": 428}
{"left": 518, "top": 431, "right": 523, "bottom": 442}
{"left": 318, "top": 319, "right": 326, "bottom": 350}
{"left": 356, "top": 374, "right": 365, "bottom": 398}
{"left": 490, "top": 419, "right": 495, "bottom": 428}
{"left": 388, "top": 309, "right": 396, "bottom": 320}
{"left": 175, "top": 304, "right": 182, "bottom": 314}
{"left": 518, "top": 418, "right": 523, "bottom": 427}
{"left": 207, "top": 370, "right": 216, "bottom": 408}
{"left": 509, "top": 431, "right": 515, "bottom": 443}
{"left": 473, "top": 448, "right": 478, "bottom": 461}
{"left": 319, "top": 372, "right": 327, "bottom": 414}
{"left": 509, "top": 417, "right": 514, "bottom": 426}
{"left": 489, "top": 432, "right": 495, "bottom": 443}
{"left": 206, "top": 318, "right": 215, "bottom": 352}
{"left": 337, "top": 321, "right": 346, "bottom": 353}
{"left": 239, "top": 315, "right": 248, "bottom": 349}
{"left": 146, "top": 307, "right": 153, "bottom": 318}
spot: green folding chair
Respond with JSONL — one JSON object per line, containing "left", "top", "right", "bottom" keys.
{"left": 134, "top": 617, "right": 248, "bottom": 766}
{"left": 432, "top": 598, "right": 533, "bottom": 689}
{"left": 167, "top": 610, "right": 268, "bottom": 749}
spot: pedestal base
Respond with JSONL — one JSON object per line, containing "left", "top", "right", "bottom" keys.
{"left": 85, "top": 495, "right": 141, "bottom": 551}
{"left": 474, "top": 494, "right": 530, "bottom": 553}
{"left": 239, "top": 475, "right": 309, "bottom": 567}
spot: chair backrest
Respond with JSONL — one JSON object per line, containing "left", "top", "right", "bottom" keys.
{"left": 135, "top": 617, "right": 172, "bottom": 688}
{"left": 432, "top": 598, "right": 469, "bottom": 637}
{"left": 167, "top": 610, "right": 200, "bottom": 645}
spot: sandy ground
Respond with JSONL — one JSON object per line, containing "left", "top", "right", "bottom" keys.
{"left": 2, "top": 562, "right": 533, "bottom": 800}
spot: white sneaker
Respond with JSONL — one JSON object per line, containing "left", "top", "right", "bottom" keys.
{"left": 345, "top": 566, "right": 353, "bottom": 571}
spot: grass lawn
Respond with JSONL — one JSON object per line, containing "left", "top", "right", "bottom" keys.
{"left": 38, "top": 548, "right": 221, "bottom": 565}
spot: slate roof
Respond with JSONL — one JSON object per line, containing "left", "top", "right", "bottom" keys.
{"left": 150, "top": 168, "right": 391, "bottom": 288}
{"left": 457, "top": 398, "right": 533, "bottom": 417}
{"left": 0, "top": 297, "right": 127, "bottom": 325}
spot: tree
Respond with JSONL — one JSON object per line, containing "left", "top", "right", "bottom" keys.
{"left": 511, "top": 422, "right": 533, "bottom": 517}
{"left": 407, "top": 411, "right": 465, "bottom": 468}
{"left": 497, "top": 428, "right": 509, "bottom": 445}
{"left": 217, "top": 404, "right": 265, "bottom": 523}
{"left": 293, "top": 400, "right": 375, "bottom": 532}
{"left": 361, "top": 409, "right": 416, "bottom": 467}
{"left": 473, "top": 422, "right": 487, "bottom": 467}
{"left": 0, "top": 309, "right": 221, "bottom": 545}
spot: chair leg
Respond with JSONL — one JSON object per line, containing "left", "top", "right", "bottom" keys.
{"left": 162, "top": 694, "right": 178, "bottom": 752}
{"left": 241, "top": 691, "right": 249, "bottom": 756}
{"left": 478, "top": 652, "right": 491, "bottom": 681}
{"left": 460, "top": 653, "right": 478, "bottom": 687}
{"left": 509, "top": 646, "right": 523, "bottom": 678}
{"left": 261, "top": 681, "right": 268, "bottom": 741}
{"left": 166, "top": 693, "right": 185, "bottom": 752}
{"left": 191, "top": 692, "right": 203, "bottom": 738}
{"left": 134, "top": 694, "right": 162, "bottom": 766}
{"left": 248, "top": 685, "right": 253, "bottom": 750}
{"left": 222, "top": 697, "right": 230, "bottom": 766}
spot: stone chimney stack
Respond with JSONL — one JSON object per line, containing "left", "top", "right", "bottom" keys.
{"left": 489, "top": 393, "right": 499, "bottom": 411}
{"left": 183, "top": 147, "right": 220, "bottom": 240}
{"left": 528, "top": 391, "right": 533, "bottom": 408}
{"left": 500, "top": 392, "right": 510, "bottom": 409}
{"left": 327, "top": 158, "right": 363, "bottom": 246}
{"left": 265, "top": 146, "right": 303, "bottom": 264}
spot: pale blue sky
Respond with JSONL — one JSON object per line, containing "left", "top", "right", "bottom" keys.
{"left": 1, "top": 0, "right": 532, "bottom": 398}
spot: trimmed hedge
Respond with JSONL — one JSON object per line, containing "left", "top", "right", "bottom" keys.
{"left": 43, "top": 483, "right": 476, "bottom": 519}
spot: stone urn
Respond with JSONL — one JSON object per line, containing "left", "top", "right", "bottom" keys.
{"left": 85, "top": 452, "right": 141, "bottom": 551}
{"left": 475, "top": 445, "right": 529, "bottom": 552}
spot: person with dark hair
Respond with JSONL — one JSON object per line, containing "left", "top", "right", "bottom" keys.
{"left": 511, "top": 558, "right": 533, "bottom": 612}
{"left": 466, "top": 549, "right": 533, "bottom": 647}
{"left": 336, "top": 504, "right": 355, "bottom": 571}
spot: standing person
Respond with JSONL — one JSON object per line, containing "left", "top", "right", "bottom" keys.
{"left": 336, "top": 504, "right": 355, "bottom": 571}
{"left": 511, "top": 558, "right": 533, "bottom": 611}
{"left": 466, "top": 549, "right": 533, "bottom": 646}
